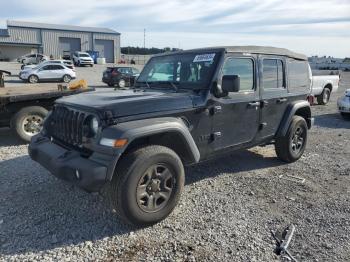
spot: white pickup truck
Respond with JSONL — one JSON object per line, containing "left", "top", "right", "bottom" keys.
{"left": 311, "top": 71, "right": 339, "bottom": 105}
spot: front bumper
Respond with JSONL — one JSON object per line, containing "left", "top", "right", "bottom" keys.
{"left": 29, "top": 134, "right": 118, "bottom": 192}
{"left": 19, "top": 74, "right": 28, "bottom": 80}
{"left": 79, "top": 60, "right": 94, "bottom": 65}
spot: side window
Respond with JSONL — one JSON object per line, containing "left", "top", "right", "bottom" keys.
{"left": 288, "top": 60, "right": 310, "bottom": 93}
{"left": 222, "top": 58, "right": 254, "bottom": 92}
{"left": 41, "top": 65, "right": 50, "bottom": 70}
{"left": 118, "top": 68, "right": 126, "bottom": 74}
{"left": 262, "top": 59, "right": 285, "bottom": 89}
{"left": 52, "top": 65, "right": 64, "bottom": 70}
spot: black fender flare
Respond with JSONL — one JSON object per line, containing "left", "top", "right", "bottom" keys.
{"left": 276, "top": 101, "right": 312, "bottom": 137}
{"left": 101, "top": 117, "right": 200, "bottom": 180}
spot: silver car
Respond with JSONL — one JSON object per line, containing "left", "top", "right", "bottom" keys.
{"left": 22, "top": 60, "right": 75, "bottom": 70}
{"left": 338, "top": 89, "right": 350, "bottom": 119}
{"left": 19, "top": 63, "right": 76, "bottom": 84}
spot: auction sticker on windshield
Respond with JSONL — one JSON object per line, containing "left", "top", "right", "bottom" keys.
{"left": 193, "top": 53, "right": 216, "bottom": 63}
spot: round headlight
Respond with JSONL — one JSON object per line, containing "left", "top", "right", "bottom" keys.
{"left": 90, "top": 117, "right": 99, "bottom": 136}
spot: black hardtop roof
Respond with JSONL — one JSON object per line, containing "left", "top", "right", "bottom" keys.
{"left": 154, "top": 46, "right": 308, "bottom": 61}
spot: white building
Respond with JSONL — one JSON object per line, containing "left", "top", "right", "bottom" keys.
{"left": 0, "top": 20, "right": 120, "bottom": 63}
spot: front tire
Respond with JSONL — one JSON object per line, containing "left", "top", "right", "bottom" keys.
{"left": 317, "top": 88, "right": 331, "bottom": 105}
{"left": 275, "top": 116, "right": 308, "bottom": 163}
{"left": 11, "top": 106, "right": 48, "bottom": 142}
{"left": 28, "top": 75, "right": 39, "bottom": 84}
{"left": 106, "top": 145, "right": 185, "bottom": 226}
{"left": 62, "top": 74, "right": 71, "bottom": 83}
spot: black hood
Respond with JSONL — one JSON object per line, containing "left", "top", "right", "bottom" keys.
{"left": 56, "top": 89, "right": 195, "bottom": 119}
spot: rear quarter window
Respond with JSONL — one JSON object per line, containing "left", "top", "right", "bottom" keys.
{"left": 288, "top": 60, "right": 310, "bottom": 93}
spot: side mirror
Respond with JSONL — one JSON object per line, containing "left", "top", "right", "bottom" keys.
{"left": 222, "top": 75, "right": 240, "bottom": 93}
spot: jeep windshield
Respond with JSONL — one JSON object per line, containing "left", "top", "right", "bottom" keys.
{"left": 136, "top": 52, "right": 221, "bottom": 90}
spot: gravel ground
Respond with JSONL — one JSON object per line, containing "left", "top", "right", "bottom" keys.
{"left": 0, "top": 72, "right": 349, "bottom": 261}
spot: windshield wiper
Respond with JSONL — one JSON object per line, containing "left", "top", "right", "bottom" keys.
{"left": 135, "top": 80, "right": 180, "bottom": 92}
{"left": 150, "top": 81, "right": 179, "bottom": 92}
{"left": 134, "top": 81, "right": 150, "bottom": 89}
{"left": 165, "top": 81, "right": 178, "bottom": 92}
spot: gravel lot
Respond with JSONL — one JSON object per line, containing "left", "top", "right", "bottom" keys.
{"left": 0, "top": 69, "right": 349, "bottom": 261}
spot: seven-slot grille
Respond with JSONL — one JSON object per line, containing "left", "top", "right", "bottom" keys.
{"left": 50, "top": 106, "right": 86, "bottom": 145}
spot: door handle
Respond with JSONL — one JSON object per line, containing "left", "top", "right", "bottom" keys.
{"left": 277, "top": 98, "right": 287, "bottom": 104}
{"left": 248, "top": 101, "right": 260, "bottom": 108}
{"left": 261, "top": 100, "right": 269, "bottom": 107}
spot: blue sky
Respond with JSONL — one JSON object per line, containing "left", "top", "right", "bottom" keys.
{"left": 1, "top": 0, "right": 350, "bottom": 57}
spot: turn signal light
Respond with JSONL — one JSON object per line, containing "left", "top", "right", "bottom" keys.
{"left": 114, "top": 139, "right": 128, "bottom": 148}
{"left": 100, "top": 138, "right": 128, "bottom": 148}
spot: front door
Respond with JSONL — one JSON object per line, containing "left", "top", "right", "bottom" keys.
{"left": 37, "top": 65, "right": 51, "bottom": 79}
{"left": 257, "top": 56, "right": 289, "bottom": 140}
{"left": 210, "top": 55, "right": 260, "bottom": 153}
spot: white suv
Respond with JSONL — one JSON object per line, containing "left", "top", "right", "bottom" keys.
{"left": 72, "top": 52, "right": 94, "bottom": 67}
{"left": 19, "top": 63, "right": 76, "bottom": 83}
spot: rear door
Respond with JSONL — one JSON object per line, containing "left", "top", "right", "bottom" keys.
{"left": 257, "top": 56, "right": 288, "bottom": 140}
{"left": 210, "top": 54, "right": 260, "bottom": 152}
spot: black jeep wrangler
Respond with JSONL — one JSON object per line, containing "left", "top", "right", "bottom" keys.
{"left": 29, "top": 46, "right": 313, "bottom": 226}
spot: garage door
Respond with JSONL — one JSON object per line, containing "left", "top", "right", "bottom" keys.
{"left": 59, "top": 37, "right": 81, "bottom": 57}
{"left": 0, "top": 45, "right": 37, "bottom": 61}
{"left": 95, "top": 39, "right": 114, "bottom": 63}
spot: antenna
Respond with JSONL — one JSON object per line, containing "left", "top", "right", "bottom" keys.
{"left": 143, "top": 28, "right": 146, "bottom": 64}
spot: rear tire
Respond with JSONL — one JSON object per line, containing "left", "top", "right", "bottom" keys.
{"left": 118, "top": 79, "right": 126, "bottom": 88}
{"left": 105, "top": 145, "right": 185, "bottom": 226}
{"left": 317, "top": 88, "right": 331, "bottom": 105}
{"left": 11, "top": 106, "right": 48, "bottom": 142}
{"left": 28, "top": 75, "right": 39, "bottom": 84}
{"left": 275, "top": 116, "right": 308, "bottom": 163}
